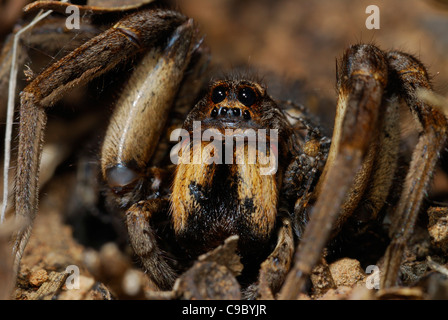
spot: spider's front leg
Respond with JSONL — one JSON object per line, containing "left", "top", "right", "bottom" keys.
{"left": 252, "top": 216, "right": 294, "bottom": 299}
{"left": 13, "top": 8, "right": 198, "bottom": 281}
{"left": 280, "top": 44, "right": 448, "bottom": 298}
{"left": 381, "top": 51, "right": 448, "bottom": 288}
{"left": 280, "top": 44, "right": 391, "bottom": 299}
{"left": 126, "top": 198, "right": 176, "bottom": 290}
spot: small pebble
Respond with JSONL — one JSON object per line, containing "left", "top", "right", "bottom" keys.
{"left": 428, "top": 207, "right": 448, "bottom": 252}
{"left": 329, "top": 258, "right": 365, "bottom": 287}
{"left": 29, "top": 269, "right": 48, "bottom": 287}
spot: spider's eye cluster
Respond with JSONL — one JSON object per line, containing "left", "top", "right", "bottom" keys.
{"left": 237, "top": 87, "right": 257, "bottom": 107}
{"left": 211, "top": 85, "right": 228, "bottom": 104}
{"left": 209, "top": 84, "right": 257, "bottom": 120}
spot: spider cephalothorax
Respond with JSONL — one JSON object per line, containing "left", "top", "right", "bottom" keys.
{"left": 171, "top": 78, "right": 294, "bottom": 265}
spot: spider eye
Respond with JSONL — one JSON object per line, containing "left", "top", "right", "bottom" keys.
{"left": 211, "top": 85, "right": 228, "bottom": 104}
{"left": 211, "top": 107, "right": 219, "bottom": 117}
{"left": 238, "top": 87, "right": 257, "bottom": 107}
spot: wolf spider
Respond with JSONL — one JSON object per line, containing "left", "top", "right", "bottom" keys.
{"left": 5, "top": 0, "right": 448, "bottom": 299}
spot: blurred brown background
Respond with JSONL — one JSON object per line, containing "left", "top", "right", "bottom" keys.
{"left": 179, "top": 0, "right": 448, "bottom": 123}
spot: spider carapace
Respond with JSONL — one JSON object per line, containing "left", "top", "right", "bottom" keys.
{"left": 171, "top": 79, "right": 292, "bottom": 267}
